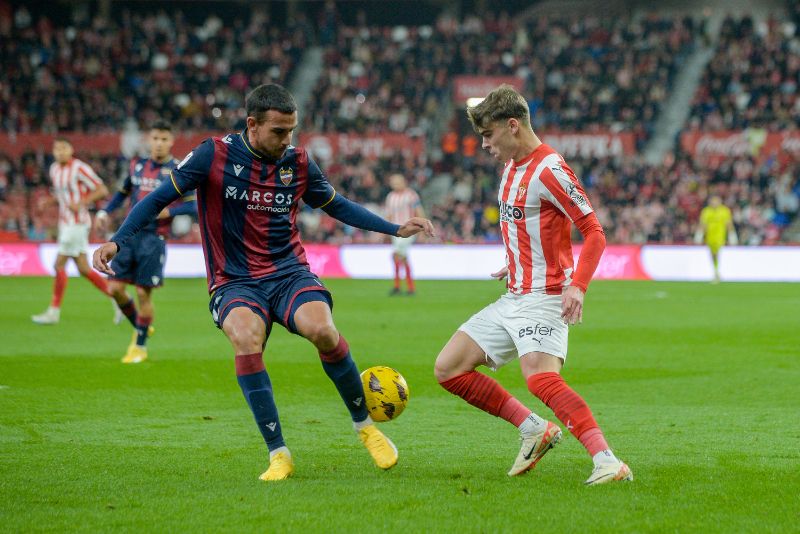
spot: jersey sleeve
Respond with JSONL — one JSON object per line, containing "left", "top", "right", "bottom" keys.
{"left": 76, "top": 162, "right": 103, "bottom": 190}
{"left": 170, "top": 139, "right": 215, "bottom": 194}
{"left": 537, "top": 160, "right": 594, "bottom": 222}
{"left": 302, "top": 154, "right": 336, "bottom": 209}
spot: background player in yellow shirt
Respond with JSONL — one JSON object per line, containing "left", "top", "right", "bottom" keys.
{"left": 695, "top": 195, "right": 737, "bottom": 283}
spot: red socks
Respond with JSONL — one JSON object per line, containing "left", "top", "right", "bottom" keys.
{"left": 404, "top": 259, "right": 415, "bottom": 292}
{"left": 392, "top": 258, "right": 414, "bottom": 292}
{"left": 393, "top": 258, "right": 401, "bottom": 290}
{"left": 527, "top": 372, "right": 608, "bottom": 456}
{"left": 235, "top": 353, "right": 265, "bottom": 376}
{"left": 51, "top": 268, "right": 68, "bottom": 307}
{"left": 439, "top": 371, "right": 531, "bottom": 426}
{"left": 85, "top": 269, "right": 110, "bottom": 296}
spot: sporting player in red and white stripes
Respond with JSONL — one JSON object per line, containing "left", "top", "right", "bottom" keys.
{"left": 434, "top": 85, "right": 632, "bottom": 485}
{"left": 31, "top": 138, "right": 111, "bottom": 325}
{"left": 385, "top": 173, "right": 424, "bottom": 295}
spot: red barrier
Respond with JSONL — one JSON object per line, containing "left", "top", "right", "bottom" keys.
{"left": 543, "top": 132, "right": 637, "bottom": 158}
{"left": 453, "top": 75, "right": 525, "bottom": 102}
{"left": 680, "top": 129, "right": 800, "bottom": 165}
{"left": 299, "top": 133, "right": 424, "bottom": 162}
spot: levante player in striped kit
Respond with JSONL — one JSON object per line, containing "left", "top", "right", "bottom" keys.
{"left": 96, "top": 119, "right": 197, "bottom": 364}
{"left": 94, "top": 84, "right": 433, "bottom": 481}
{"left": 32, "top": 138, "right": 111, "bottom": 325}
{"left": 434, "top": 85, "right": 632, "bottom": 485}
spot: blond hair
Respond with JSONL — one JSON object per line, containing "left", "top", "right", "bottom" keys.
{"left": 466, "top": 84, "right": 530, "bottom": 132}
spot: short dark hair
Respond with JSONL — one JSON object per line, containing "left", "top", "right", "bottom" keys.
{"left": 246, "top": 83, "right": 297, "bottom": 121}
{"left": 53, "top": 136, "right": 72, "bottom": 145}
{"left": 466, "top": 84, "right": 531, "bottom": 131}
{"left": 150, "top": 119, "right": 172, "bottom": 132}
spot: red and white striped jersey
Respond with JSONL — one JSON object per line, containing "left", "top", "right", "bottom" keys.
{"left": 498, "top": 144, "right": 594, "bottom": 295}
{"left": 49, "top": 158, "right": 103, "bottom": 225}
{"left": 385, "top": 188, "right": 421, "bottom": 224}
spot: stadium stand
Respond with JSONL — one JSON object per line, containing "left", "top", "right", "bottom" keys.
{"left": 0, "top": 3, "right": 797, "bottom": 245}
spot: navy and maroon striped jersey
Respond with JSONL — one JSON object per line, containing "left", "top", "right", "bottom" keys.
{"left": 121, "top": 157, "right": 195, "bottom": 236}
{"left": 170, "top": 131, "right": 336, "bottom": 291}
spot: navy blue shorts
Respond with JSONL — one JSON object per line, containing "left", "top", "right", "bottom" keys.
{"left": 110, "top": 232, "right": 167, "bottom": 288}
{"left": 209, "top": 270, "right": 333, "bottom": 336}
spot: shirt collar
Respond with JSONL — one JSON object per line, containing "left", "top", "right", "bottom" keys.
{"left": 240, "top": 131, "right": 266, "bottom": 159}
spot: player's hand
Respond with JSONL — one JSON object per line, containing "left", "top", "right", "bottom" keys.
{"left": 93, "top": 242, "right": 118, "bottom": 275}
{"left": 491, "top": 266, "right": 508, "bottom": 281}
{"left": 397, "top": 217, "right": 435, "bottom": 238}
{"left": 561, "top": 286, "right": 584, "bottom": 325}
{"left": 94, "top": 211, "right": 109, "bottom": 232}
{"left": 68, "top": 201, "right": 83, "bottom": 214}
{"left": 157, "top": 208, "right": 170, "bottom": 220}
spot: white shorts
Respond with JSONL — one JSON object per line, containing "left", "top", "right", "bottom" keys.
{"left": 57, "top": 223, "right": 90, "bottom": 257}
{"left": 459, "top": 291, "right": 568, "bottom": 370}
{"left": 391, "top": 235, "right": 415, "bottom": 257}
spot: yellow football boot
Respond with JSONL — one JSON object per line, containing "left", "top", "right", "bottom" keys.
{"left": 358, "top": 425, "right": 398, "bottom": 470}
{"left": 121, "top": 345, "right": 148, "bottom": 364}
{"left": 259, "top": 452, "right": 294, "bottom": 481}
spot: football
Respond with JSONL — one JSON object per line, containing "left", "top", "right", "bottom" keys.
{"left": 360, "top": 366, "right": 410, "bottom": 422}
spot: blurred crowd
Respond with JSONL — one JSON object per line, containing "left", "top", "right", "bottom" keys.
{"left": 293, "top": 148, "right": 798, "bottom": 247}
{"left": 0, "top": 4, "right": 307, "bottom": 133}
{"left": 307, "top": 11, "right": 700, "bottom": 149}
{"left": 1, "top": 3, "right": 798, "bottom": 246}
{"left": 689, "top": 14, "right": 800, "bottom": 131}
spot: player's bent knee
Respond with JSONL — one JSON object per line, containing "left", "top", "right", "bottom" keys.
{"left": 223, "top": 310, "right": 266, "bottom": 354}
{"left": 433, "top": 360, "right": 453, "bottom": 383}
{"left": 304, "top": 324, "right": 339, "bottom": 352}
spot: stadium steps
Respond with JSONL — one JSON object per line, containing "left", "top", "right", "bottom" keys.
{"left": 641, "top": 28, "right": 719, "bottom": 164}
{"left": 288, "top": 47, "right": 325, "bottom": 123}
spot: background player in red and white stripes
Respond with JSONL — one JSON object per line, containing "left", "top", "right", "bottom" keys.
{"left": 31, "top": 138, "right": 111, "bottom": 325}
{"left": 384, "top": 173, "right": 424, "bottom": 295}
{"left": 434, "top": 85, "right": 632, "bottom": 485}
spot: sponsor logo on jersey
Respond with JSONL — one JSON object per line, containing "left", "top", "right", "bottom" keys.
{"left": 224, "top": 185, "right": 293, "bottom": 213}
{"left": 499, "top": 201, "right": 524, "bottom": 223}
{"left": 279, "top": 166, "right": 294, "bottom": 185}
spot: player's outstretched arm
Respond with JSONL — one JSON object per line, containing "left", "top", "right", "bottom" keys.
{"left": 397, "top": 216, "right": 434, "bottom": 238}
{"left": 322, "top": 194, "right": 434, "bottom": 237}
{"left": 114, "top": 180, "right": 181, "bottom": 242}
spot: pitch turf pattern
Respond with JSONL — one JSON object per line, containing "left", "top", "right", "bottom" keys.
{"left": 1, "top": 278, "right": 798, "bottom": 532}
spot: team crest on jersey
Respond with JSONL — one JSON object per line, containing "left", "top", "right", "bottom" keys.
{"left": 279, "top": 167, "right": 293, "bottom": 185}
{"left": 516, "top": 185, "right": 528, "bottom": 201}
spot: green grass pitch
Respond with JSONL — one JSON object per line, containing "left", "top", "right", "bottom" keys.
{"left": 1, "top": 277, "right": 798, "bottom": 532}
